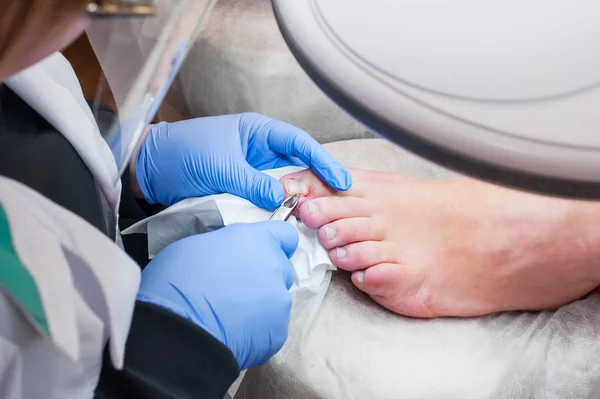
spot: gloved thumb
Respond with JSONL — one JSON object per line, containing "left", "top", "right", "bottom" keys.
{"left": 236, "top": 164, "right": 286, "bottom": 209}
{"left": 256, "top": 221, "right": 299, "bottom": 259}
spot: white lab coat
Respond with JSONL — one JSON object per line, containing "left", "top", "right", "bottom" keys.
{"left": 0, "top": 53, "right": 141, "bottom": 398}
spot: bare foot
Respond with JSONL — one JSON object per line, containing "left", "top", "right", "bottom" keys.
{"left": 280, "top": 168, "right": 600, "bottom": 318}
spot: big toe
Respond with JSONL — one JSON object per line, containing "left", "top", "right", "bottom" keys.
{"left": 351, "top": 263, "right": 400, "bottom": 297}
{"left": 352, "top": 264, "right": 435, "bottom": 318}
{"left": 280, "top": 168, "right": 338, "bottom": 199}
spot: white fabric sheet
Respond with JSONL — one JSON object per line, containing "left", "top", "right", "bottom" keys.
{"left": 232, "top": 139, "right": 600, "bottom": 399}
{"left": 127, "top": 139, "right": 600, "bottom": 398}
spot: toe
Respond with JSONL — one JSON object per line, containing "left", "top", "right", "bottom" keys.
{"left": 299, "top": 197, "right": 372, "bottom": 229}
{"left": 353, "top": 264, "right": 436, "bottom": 318}
{"left": 280, "top": 167, "right": 368, "bottom": 198}
{"left": 281, "top": 168, "right": 336, "bottom": 198}
{"left": 329, "top": 241, "right": 396, "bottom": 271}
{"left": 318, "top": 217, "right": 384, "bottom": 249}
{"left": 351, "top": 263, "right": 401, "bottom": 297}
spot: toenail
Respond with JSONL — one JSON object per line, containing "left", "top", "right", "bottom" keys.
{"left": 336, "top": 247, "right": 347, "bottom": 259}
{"left": 325, "top": 226, "right": 336, "bottom": 240}
{"left": 285, "top": 179, "right": 307, "bottom": 195}
{"left": 306, "top": 200, "right": 318, "bottom": 215}
{"left": 354, "top": 271, "right": 364, "bottom": 284}
{"left": 284, "top": 180, "right": 299, "bottom": 195}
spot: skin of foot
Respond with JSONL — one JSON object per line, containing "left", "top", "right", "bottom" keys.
{"left": 279, "top": 168, "right": 600, "bottom": 318}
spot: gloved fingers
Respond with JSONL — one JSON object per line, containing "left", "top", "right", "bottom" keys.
{"left": 253, "top": 155, "right": 306, "bottom": 172}
{"left": 256, "top": 221, "right": 299, "bottom": 259}
{"left": 283, "top": 261, "right": 296, "bottom": 290}
{"left": 269, "top": 155, "right": 306, "bottom": 170}
{"left": 263, "top": 119, "right": 353, "bottom": 192}
{"left": 234, "top": 165, "right": 286, "bottom": 209}
{"left": 253, "top": 292, "right": 292, "bottom": 370}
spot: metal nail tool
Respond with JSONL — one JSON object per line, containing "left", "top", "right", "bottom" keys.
{"left": 269, "top": 194, "right": 300, "bottom": 221}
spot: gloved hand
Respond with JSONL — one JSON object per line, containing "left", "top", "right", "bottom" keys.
{"left": 136, "top": 221, "right": 298, "bottom": 370}
{"left": 135, "top": 113, "right": 352, "bottom": 208}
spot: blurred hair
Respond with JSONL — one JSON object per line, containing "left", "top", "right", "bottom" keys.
{"left": 0, "top": 0, "right": 89, "bottom": 76}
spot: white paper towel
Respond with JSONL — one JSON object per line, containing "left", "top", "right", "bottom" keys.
{"left": 123, "top": 166, "right": 336, "bottom": 294}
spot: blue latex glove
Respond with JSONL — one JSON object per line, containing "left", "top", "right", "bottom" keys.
{"left": 136, "top": 221, "right": 298, "bottom": 370}
{"left": 135, "top": 113, "right": 352, "bottom": 208}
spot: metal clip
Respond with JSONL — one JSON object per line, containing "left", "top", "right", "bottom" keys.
{"left": 269, "top": 194, "right": 300, "bottom": 221}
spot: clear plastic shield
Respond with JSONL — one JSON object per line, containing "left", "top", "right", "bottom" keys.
{"left": 86, "top": 0, "right": 217, "bottom": 183}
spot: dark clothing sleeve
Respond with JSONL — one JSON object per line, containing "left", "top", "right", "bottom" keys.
{"left": 95, "top": 302, "right": 240, "bottom": 399}
{"left": 103, "top": 99, "right": 165, "bottom": 268}
{"left": 118, "top": 162, "right": 163, "bottom": 268}
{"left": 0, "top": 86, "right": 240, "bottom": 398}
{"left": 0, "top": 86, "right": 109, "bottom": 235}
